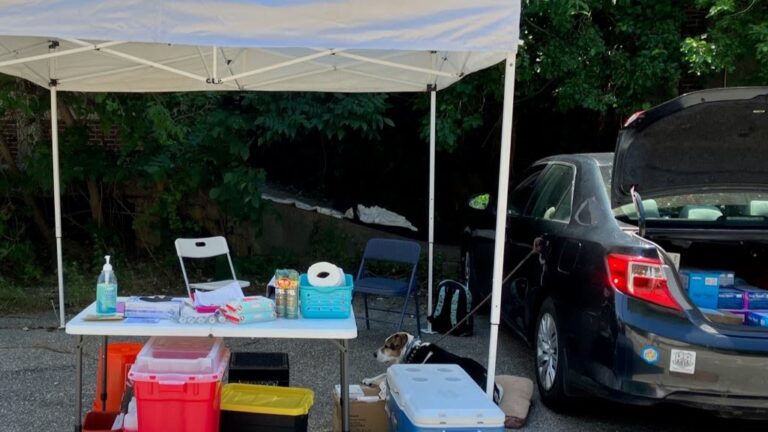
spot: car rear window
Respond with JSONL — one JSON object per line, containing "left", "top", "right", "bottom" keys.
{"left": 598, "top": 164, "right": 612, "bottom": 198}
{"left": 613, "top": 191, "right": 768, "bottom": 226}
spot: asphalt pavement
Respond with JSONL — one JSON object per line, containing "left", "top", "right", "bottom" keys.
{"left": 0, "top": 297, "right": 766, "bottom": 431}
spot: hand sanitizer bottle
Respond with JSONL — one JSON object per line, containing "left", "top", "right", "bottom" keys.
{"left": 96, "top": 255, "right": 118, "bottom": 315}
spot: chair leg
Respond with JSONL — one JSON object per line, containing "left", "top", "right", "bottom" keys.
{"left": 414, "top": 289, "right": 422, "bottom": 338}
{"left": 398, "top": 294, "right": 410, "bottom": 332}
{"left": 363, "top": 293, "right": 370, "bottom": 330}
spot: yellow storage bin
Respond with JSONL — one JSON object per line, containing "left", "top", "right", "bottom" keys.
{"left": 220, "top": 384, "right": 314, "bottom": 432}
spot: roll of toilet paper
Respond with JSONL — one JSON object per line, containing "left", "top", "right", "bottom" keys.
{"left": 308, "top": 262, "right": 344, "bottom": 287}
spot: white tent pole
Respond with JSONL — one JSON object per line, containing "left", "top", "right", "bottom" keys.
{"left": 212, "top": 46, "right": 218, "bottom": 83}
{"left": 486, "top": 52, "right": 517, "bottom": 397}
{"left": 49, "top": 50, "right": 66, "bottom": 328}
{"left": 427, "top": 88, "right": 436, "bottom": 333}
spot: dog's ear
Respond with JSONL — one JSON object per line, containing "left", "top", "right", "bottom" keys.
{"left": 393, "top": 332, "right": 409, "bottom": 348}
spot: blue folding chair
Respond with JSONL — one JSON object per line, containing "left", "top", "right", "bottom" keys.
{"left": 354, "top": 238, "right": 422, "bottom": 337}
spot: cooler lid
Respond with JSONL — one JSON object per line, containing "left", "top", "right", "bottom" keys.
{"left": 386, "top": 364, "right": 504, "bottom": 427}
{"left": 221, "top": 384, "right": 314, "bottom": 416}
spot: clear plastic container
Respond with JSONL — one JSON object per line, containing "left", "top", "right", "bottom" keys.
{"left": 130, "top": 337, "right": 226, "bottom": 377}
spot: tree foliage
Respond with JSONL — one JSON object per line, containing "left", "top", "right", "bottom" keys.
{"left": 682, "top": 0, "right": 768, "bottom": 83}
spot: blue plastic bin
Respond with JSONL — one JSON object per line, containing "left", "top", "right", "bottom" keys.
{"left": 299, "top": 274, "right": 353, "bottom": 319}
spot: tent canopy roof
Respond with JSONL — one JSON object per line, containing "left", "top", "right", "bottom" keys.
{"left": 0, "top": 0, "right": 519, "bottom": 93}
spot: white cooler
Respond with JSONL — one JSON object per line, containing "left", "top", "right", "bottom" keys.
{"left": 385, "top": 364, "right": 505, "bottom": 432}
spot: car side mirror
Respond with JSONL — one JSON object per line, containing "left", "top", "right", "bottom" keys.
{"left": 468, "top": 193, "right": 490, "bottom": 210}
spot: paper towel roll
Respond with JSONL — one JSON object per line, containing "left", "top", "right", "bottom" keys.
{"left": 308, "top": 262, "right": 344, "bottom": 287}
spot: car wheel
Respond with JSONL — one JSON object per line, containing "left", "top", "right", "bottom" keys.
{"left": 535, "top": 298, "right": 567, "bottom": 409}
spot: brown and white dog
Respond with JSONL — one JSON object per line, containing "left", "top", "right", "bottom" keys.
{"left": 363, "top": 331, "right": 503, "bottom": 403}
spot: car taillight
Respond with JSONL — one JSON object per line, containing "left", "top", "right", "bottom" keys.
{"left": 606, "top": 253, "right": 682, "bottom": 311}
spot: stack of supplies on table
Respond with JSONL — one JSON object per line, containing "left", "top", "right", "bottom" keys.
{"left": 124, "top": 296, "right": 182, "bottom": 320}
{"left": 222, "top": 296, "right": 276, "bottom": 324}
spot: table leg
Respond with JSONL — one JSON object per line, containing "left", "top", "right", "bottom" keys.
{"left": 101, "top": 335, "right": 108, "bottom": 411}
{"left": 340, "top": 339, "right": 350, "bottom": 432}
{"left": 75, "top": 335, "right": 83, "bottom": 432}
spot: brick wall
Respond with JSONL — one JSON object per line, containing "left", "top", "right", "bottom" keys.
{"left": 0, "top": 113, "right": 120, "bottom": 165}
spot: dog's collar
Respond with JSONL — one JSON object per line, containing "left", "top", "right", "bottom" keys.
{"left": 403, "top": 338, "right": 423, "bottom": 363}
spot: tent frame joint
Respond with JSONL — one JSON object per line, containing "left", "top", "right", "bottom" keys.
{"left": 48, "top": 40, "right": 59, "bottom": 50}
{"left": 49, "top": 78, "right": 58, "bottom": 87}
{"left": 426, "top": 83, "right": 436, "bottom": 92}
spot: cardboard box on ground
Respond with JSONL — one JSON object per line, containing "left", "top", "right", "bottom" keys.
{"left": 332, "top": 385, "right": 387, "bottom": 432}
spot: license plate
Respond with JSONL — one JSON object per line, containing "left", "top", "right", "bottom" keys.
{"left": 669, "top": 349, "right": 696, "bottom": 374}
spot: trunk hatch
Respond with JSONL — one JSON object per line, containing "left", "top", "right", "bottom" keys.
{"left": 612, "top": 87, "right": 768, "bottom": 208}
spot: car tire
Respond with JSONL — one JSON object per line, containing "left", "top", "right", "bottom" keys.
{"left": 534, "top": 297, "right": 567, "bottom": 410}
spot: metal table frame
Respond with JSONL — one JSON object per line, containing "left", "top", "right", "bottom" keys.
{"left": 66, "top": 300, "right": 356, "bottom": 432}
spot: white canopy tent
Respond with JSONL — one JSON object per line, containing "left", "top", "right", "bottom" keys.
{"left": 0, "top": 0, "right": 520, "bottom": 401}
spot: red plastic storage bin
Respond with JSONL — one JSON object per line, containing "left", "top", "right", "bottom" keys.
{"left": 128, "top": 337, "right": 229, "bottom": 432}
{"left": 92, "top": 342, "right": 143, "bottom": 412}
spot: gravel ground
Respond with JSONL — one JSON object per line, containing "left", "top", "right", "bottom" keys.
{"left": 1, "top": 297, "right": 766, "bottom": 431}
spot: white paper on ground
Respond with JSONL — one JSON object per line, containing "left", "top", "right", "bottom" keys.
{"left": 357, "top": 204, "right": 418, "bottom": 232}
{"left": 194, "top": 281, "right": 244, "bottom": 307}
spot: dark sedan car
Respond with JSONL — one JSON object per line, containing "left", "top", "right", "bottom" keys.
{"left": 462, "top": 87, "right": 768, "bottom": 416}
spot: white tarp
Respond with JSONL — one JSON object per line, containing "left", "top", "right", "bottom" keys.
{"left": 0, "top": 0, "right": 518, "bottom": 92}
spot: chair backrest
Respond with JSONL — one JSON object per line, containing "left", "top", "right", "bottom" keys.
{"left": 174, "top": 236, "right": 237, "bottom": 297}
{"left": 175, "top": 236, "right": 230, "bottom": 258}
{"left": 361, "top": 238, "right": 421, "bottom": 265}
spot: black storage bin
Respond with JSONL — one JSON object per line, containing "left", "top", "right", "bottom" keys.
{"left": 220, "top": 411, "right": 308, "bottom": 432}
{"left": 228, "top": 352, "right": 289, "bottom": 386}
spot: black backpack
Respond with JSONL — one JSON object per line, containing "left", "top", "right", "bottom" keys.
{"left": 428, "top": 280, "right": 473, "bottom": 336}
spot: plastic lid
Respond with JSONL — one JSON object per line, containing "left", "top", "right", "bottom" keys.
{"left": 103, "top": 255, "right": 113, "bottom": 273}
{"left": 129, "top": 337, "right": 228, "bottom": 381}
{"left": 387, "top": 364, "right": 504, "bottom": 427}
{"left": 221, "top": 384, "right": 314, "bottom": 416}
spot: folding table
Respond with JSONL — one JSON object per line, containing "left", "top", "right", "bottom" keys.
{"left": 66, "top": 299, "right": 357, "bottom": 432}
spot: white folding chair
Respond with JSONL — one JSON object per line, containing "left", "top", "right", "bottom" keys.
{"left": 174, "top": 236, "right": 251, "bottom": 299}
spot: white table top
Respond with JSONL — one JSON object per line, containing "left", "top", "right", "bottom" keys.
{"left": 65, "top": 299, "right": 357, "bottom": 339}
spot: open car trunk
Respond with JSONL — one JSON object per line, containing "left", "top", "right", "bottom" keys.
{"left": 649, "top": 233, "right": 768, "bottom": 333}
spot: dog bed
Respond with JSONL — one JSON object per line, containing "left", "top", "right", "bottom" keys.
{"left": 494, "top": 375, "right": 534, "bottom": 429}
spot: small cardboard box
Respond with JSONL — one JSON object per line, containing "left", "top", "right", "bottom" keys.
{"left": 332, "top": 385, "right": 387, "bottom": 432}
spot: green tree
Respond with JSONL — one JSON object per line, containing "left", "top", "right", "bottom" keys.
{"left": 682, "top": 0, "right": 768, "bottom": 84}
